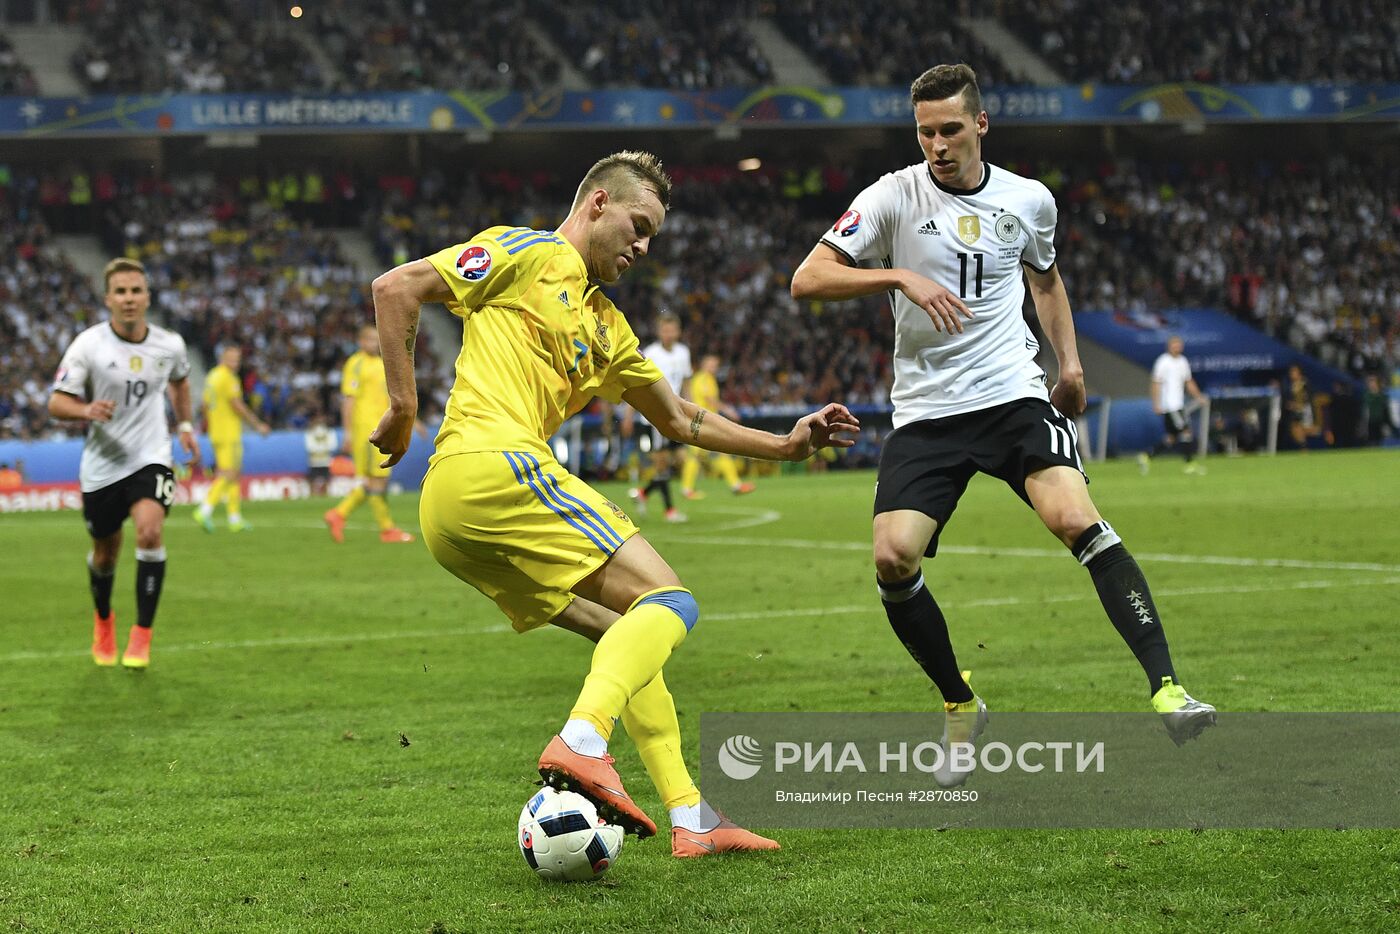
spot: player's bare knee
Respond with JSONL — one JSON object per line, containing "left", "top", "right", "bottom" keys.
{"left": 873, "top": 542, "right": 922, "bottom": 583}
{"left": 134, "top": 524, "right": 163, "bottom": 551}
{"left": 90, "top": 540, "right": 120, "bottom": 571}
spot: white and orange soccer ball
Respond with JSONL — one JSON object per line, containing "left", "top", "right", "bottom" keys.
{"left": 517, "top": 786, "right": 625, "bottom": 882}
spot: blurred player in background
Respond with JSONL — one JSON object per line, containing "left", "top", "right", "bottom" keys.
{"left": 681, "top": 353, "right": 757, "bottom": 498}
{"left": 1140, "top": 335, "right": 1206, "bottom": 475}
{"left": 793, "top": 64, "right": 1215, "bottom": 781}
{"left": 323, "top": 324, "right": 421, "bottom": 543}
{"left": 303, "top": 411, "right": 337, "bottom": 496}
{"left": 625, "top": 310, "right": 689, "bottom": 521}
{"left": 368, "top": 150, "right": 858, "bottom": 856}
{"left": 195, "top": 345, "right": 270, "bottom": 532}
{"left": 47, "top": 258, "right": 198, "bottom": 669}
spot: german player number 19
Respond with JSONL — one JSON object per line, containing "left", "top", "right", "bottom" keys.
{"left": 154, "top": 472, "right": 176, "bottom": 507}
{"left": 125, "top": 379, "right": 148, "bottom": 405}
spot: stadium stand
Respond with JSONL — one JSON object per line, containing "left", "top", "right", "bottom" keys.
{"left": 0, "top": 196, "right": 101, "bottom": 440}
{"left": 0, "top": 32, "right": 39, "bottom": 95}
{"left": 770, "top": 0, "right": 1021, "bottom": 86}
{"left": 70, "top": 0, "right": 333, "bottom": 93}
{"left": 526, "top": 0, "right": 771, "bottom": 89}
{"left": 995, "top": 0, "right": 1400, "bottom": 83}
{"left": 309, "top": 0, "right": 557, "bottom": 93}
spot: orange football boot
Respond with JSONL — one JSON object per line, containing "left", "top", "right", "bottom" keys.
{"left": 121, "top": 625, "right": 152, "bottom": 669}
{"left": 537, "top": 735, "right": 657, "bottom": 838}
{"left": 379, "top": 528, "right": 415, "bottom": 543}
{"left": 732, "top": 483, "right": 757, "bottom": 495}
{"left": 323, "top": 508, "right": 346, "bottom": 543}
{"left": 92, "top": 612, "right": 117, "bottom": 667}
{"left": 672, "top": 802, "right": 780, "bottom": 858}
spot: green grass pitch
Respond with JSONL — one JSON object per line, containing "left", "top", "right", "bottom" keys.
{"left": 3, "top": 449, "right": 1398, "bottom": 932}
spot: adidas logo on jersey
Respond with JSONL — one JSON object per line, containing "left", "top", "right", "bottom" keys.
{"left": 558, "top": 291, "right": 570, "bottom": 307}
{"left": 916, "top": 219, "right": 940, "bottom": 235}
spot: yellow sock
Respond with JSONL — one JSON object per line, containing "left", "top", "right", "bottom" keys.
{"left": 570, "top": 591, "right": 691, "bottom": 737}
{"left": 335, "top": 485, "right": 366, "bottom": 518}
{"left": 203, "top": 476, "right": 226, "bottom": 508}
{"left": 622, "top": 671, "right": 701, "bottom": 809}
{"left": 679, "top": 455, "right": 700, "bottom": 493}
{"left": 715, "top": 454, "right": 741, "bottom": 488}
{"left": 368, "top": 494, "right": 394, "bottom": 531}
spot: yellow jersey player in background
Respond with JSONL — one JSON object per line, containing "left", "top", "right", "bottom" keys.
{"left": 324, "top": 324, "right": 421, "bottom": 544}
{"left": 680, "top": 353, "right": 757, "bottom": 498}
{"left": 368, "top": 150, "right": 859, "bottom": 857}
{"left": 195, "top": 345, "right": 269, "bottom": 533}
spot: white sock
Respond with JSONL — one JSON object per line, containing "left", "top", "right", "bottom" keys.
{"left": 196, "top": 503, "right": 212, "bottom": 519}
{"left": 669, "top": 802, "right": 705, "bottom": 832}
{"left": 228, "top": 511, "right": 242, "bottom": 522}
{"left": 559, "top": 719, "right": 607, "bottom": 757}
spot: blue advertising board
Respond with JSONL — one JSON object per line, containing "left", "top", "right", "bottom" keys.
{"left": 2, "top": 82, "right": 1398, "bottom": 137}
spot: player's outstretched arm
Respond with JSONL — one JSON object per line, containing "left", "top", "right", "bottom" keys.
{"left": 623, "top": 379, "right": 859, "bottom": 462}
{"left": 1026, "top": 265, "right": 1086, "bottom": 417}
{"left": 47, "top": 391, "right": 113, "bottom": 423}
{"left": 369, "top": 258, "right": 452, "bottom": 467}
{"left": 792, "top": 243, "right": 972, "bottom": 334}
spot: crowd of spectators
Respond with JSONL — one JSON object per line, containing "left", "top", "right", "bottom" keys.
{"left": 106, "top": 171, "right": 448, "bottom": 432}
{"left": 1046, "top": 156, "right": 1399, "bottom": 378}
{"left": 771, "top": 0, "right": 1021, "bottom": 86}
{"left": 40, "top": 0, "right": 1400, "bottom": 97}
{"left": 4, "top": 155, "right": 1395, "bottom": 443}
{"left": 995, "top": 0, "right": 1400, "bottom": 84}
{"left": 0, "top": 33, "right": 39, "bottom": 95}
{"left": 71, "top": 0, "right": 332, "bottom": 94}
{"left": 309, "top": 0, "right": 557, "bottom": 93}
{"left": 528, "top": 0, "right": 771, "bottom": 89}
{"left": 0, "top": 195, "right": 102, "bottom": 441}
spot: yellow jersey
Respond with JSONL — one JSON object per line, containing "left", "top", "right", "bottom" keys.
{"left": 342, "top": 350, "right": 391, "bottom": 437}
{"left": 203, "top": 364, "right": 244, "bottom": 444}
{"left": 426, "top": 226, "right": 662, "bottom": 460}
{"left": 689, "top": 370, "right": 720, "bottom": 411}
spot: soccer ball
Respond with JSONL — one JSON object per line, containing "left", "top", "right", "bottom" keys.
{"left": 517, "top": 786, "right": 625, "bottom": 882}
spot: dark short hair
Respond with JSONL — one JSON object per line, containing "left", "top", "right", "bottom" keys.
{"left": 573, "top": 150, "right": 672, "bottom": 210}
{"left": 103, "top": 257, "right": 147, "bottom": 290}
{"left": 910, "top": 63, "right": 982, "bottom": 116}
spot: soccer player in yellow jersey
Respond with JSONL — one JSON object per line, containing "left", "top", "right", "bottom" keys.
{"left": 323, "top": 325, "right": 420, "bottom": 544}
{"left": 681, "top": 353, "right": 757, "bottom": 498}
{"left": 368, "top": 151, "right": 860, "bottom": 857}
{"left": 195, "top": 345, "right": 269, "bottom": 533}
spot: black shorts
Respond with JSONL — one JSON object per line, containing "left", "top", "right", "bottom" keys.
{"left": 874, "top": 398, "right": 1086, "bottom": 557}
{"left": 82, "top": 464, "right": 176, "bottom": 539}
{"left": 308, "top": 465, "right": 331, "bottom": 483}
{"left": 1163, "top": 410, "right": 1192, "bottom": 437}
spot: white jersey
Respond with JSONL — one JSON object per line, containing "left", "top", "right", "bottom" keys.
{"left": 640, "top": 340, "right": 692, "bottom": 426}
{"left": 52, "top": 321, "right": 190, "bottom": 492}
{"left": 1152, "top": 353, "right": 1194, "bottom": 413}
{"left": 822, "top": 161, "right": 1058, "bottom": 427}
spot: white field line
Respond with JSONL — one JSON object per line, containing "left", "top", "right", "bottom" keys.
{"left": 654, "top": 534, "right": 1400, "bottom": 575}
{"left": 5, "top": 576, "right": 1396, "bottom": 665}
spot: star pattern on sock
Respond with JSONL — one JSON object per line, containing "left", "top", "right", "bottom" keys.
{"left": 1126, "top": 589, "right": 1154, "bottom": 625}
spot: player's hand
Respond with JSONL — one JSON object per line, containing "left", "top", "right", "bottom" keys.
{"left": 178, "top": 427, "right": 200, "bottom": 464}
{"left": 256, "top": 422, "right": 271, "bottom": 437}
{"left": 900, "top": 271, "right": 973, "bottom": 334}
{"left": 1051, "top": 371, "right": 1087, "bottom": 418}
{"left": 784, "top": 403, "right": 861, "bottom": 460}
{"left": 86, "top": 399, "right": 116, "bottom": 422}
{"left": 370, "top": 405, "right": 417, "bottom": 468}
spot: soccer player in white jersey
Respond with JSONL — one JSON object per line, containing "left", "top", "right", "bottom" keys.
{"left": 1142, "top": 335, "right": 1207, "bottom": 475}
{"left": 791, "top": 64, "right": 1215, "bottom": 770}
{"left": 626, "top": 310, "right": 691, "bottom": 522}
{"left": 47, "top": 258, "right": 198, "bottom": 669}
